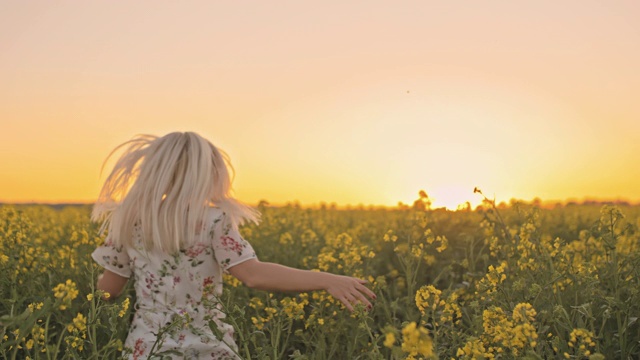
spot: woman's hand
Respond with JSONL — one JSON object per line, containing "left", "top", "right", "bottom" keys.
{"left": 324, "top": 274, "right": 376, "bottom": 311}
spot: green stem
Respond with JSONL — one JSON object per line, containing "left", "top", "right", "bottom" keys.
{"left": 89, "top": 269, "right": 98, "bottom": 356}
{"left": 278, "top": 319, "right": 293, "bottom": 360}
{"left": 9, "top": 338, "right": 18, "bottom": 360}
{"left": 53, "top": 326, "right": 67, "bottom": 360}
{"left": 44, "top": 314, "right": 53, "bottom": 360}
{"left": 272, "top": 318, "right": 280, "bottom": 360}
{"left": 362, "top": 316, "right": 381, "bottom": 358}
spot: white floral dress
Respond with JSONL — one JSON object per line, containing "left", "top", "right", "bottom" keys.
{"left": 92, "top": 208, "right": 256, "bottom": 360}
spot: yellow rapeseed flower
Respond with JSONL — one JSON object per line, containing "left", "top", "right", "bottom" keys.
{"left": 31, "top": 326, "right": 46, "bottom": 350}
{"left": 65, "top": 312, "right": 87, "bottom": 351}
{"left": 567, "top": 328, "right": 597, "bottom": 357}
{"left": 457, "top": 338, "right": 490, "bottom": 359}
{"left": 27, "top": 302, "right": 44, "bottom": 313}
{"left": 415, "top": 285, "right": 443, "bottom": 315}
{"left": 383, "top": 230, "right": 398, "bottom": 242}
{"left": 52, "top": 279, "right": 79, "bottom": 310}
{"left": 280, "top": 297, "right": 305, "bottom": 321}
{"left": 383, "top": 332, "right": 396, "bottom": 348}
{"left": 223, "top": 273, "right": 242, "bottom": 287}
{"left": 401, "top": 322, "right": 433, "bottom": 358}
{"left": 72, "top": 313, "right": 87, "bottom": 332}
{"left": 435, "top": 236, "right": 448, "bottom": 252}
{"left": 251, "top": 317, "right": 264, "bottom": 330}
{"left": 119, "top": 297, "right": 130, "bottom": 317}
{"left": 512, "top": 303, "right": 536, "bottom": 323}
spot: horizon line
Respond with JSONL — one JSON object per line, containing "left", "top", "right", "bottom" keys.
{"left": 2, "top": 196, "right": 640, "bottom": 209}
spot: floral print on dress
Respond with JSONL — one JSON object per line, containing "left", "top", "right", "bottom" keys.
{"left": 212, "top": 222, "right": 257, "bottom": 271}
{"left": 92, "top": 238, "right": 132, "bottom": 278}
{"left": 220, "top": 236, "right": 244, "bottom": 257}
{"left": 132, "top": 338, "right": 147, "bottom": 360}
{"left": 91, "top": 207, "right": 256, "bottom": 359}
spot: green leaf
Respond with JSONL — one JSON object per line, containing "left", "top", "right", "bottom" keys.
{"left": 208, "top": 320, "right": 224, "bottom": 341}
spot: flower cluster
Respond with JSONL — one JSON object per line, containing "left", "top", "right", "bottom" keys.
{"left": 400, "top": 322, "right": 434, "bottom": 359}
{"left": 565, "top": 328, "right": 597, "bottom": 358}
{"left": 65, "top": 312, "right": 87, "bottom": 351}
{"left": 415, "top": 285, "right": 443, "bottom": 315}
{"left": 457, "top": 303, "right": 538, "bottom": 358}
{"left": 476, "top": 261, "right": 507, "bottom": 299}
{"left": 118, "top": 297, "right": 130, "bottom": 318}
{"left": 53, "top": 279, "right": 79, "bottom": 310}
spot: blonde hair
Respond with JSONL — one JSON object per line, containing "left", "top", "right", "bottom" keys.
{"left": 92, "top": 132, "right": 260, "bottom": 253}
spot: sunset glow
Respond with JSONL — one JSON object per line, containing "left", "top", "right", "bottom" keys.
{"left": 2, "top": 1, "right": 639, "bottom": 208}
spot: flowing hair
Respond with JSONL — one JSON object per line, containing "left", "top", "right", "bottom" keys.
{"left": 91, "top": 132, "right": 260, "bottom": 253}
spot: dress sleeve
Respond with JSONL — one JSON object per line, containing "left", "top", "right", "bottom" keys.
{"left": 91, "top": 238, "right": 132, "bottom": 278}
{"left": 210, "top": 214, "right": 258, "bottom": 272}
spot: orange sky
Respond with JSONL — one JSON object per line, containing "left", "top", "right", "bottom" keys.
{"left": 1, "top": 1, "right": 639, "bottom": 209}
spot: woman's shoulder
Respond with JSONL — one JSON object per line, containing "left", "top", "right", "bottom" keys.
{"left": 206, "top": 206, "right": 227, "bottom": 225}
{"left": 206, "top": 206, "right": 224, "bottom": 216}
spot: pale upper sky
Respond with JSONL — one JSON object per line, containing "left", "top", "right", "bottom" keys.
{"left": 1, "top": 1, "right": 639, "bottom": 209}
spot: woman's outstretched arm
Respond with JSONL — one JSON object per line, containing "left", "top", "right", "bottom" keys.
{"left": 228, "top": 259, "right": 376, "bottom": 311}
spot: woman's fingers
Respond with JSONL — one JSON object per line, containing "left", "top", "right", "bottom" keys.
{"left": 348, "top": 285, "right": 374, "bottom": 310}
{"left": 349, "top": 277, "right": 376, "bottom": 299}
{"left": 329, "top": 275, "right": 378, "bottom": 312}
{"left": 335, "top": 290, "right": 362, "bottom": 312}
{"left": 352, "top": 290, "right": 372, "bottom": 309}
{"left": 345, "top": 292, "right": 359, "bottom": 304}
{"left": 356, "top": 282, "right": 377, "bottom": 300}
{"left": 349, "top": 278, "right": 376, "bottom": 308}
{"left": 340, "top": 295, "right": 355, "bottom": 311}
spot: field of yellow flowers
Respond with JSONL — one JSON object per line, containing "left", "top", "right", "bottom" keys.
{"left": 1, "top": 198, "right": 639, "bottom": 359}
